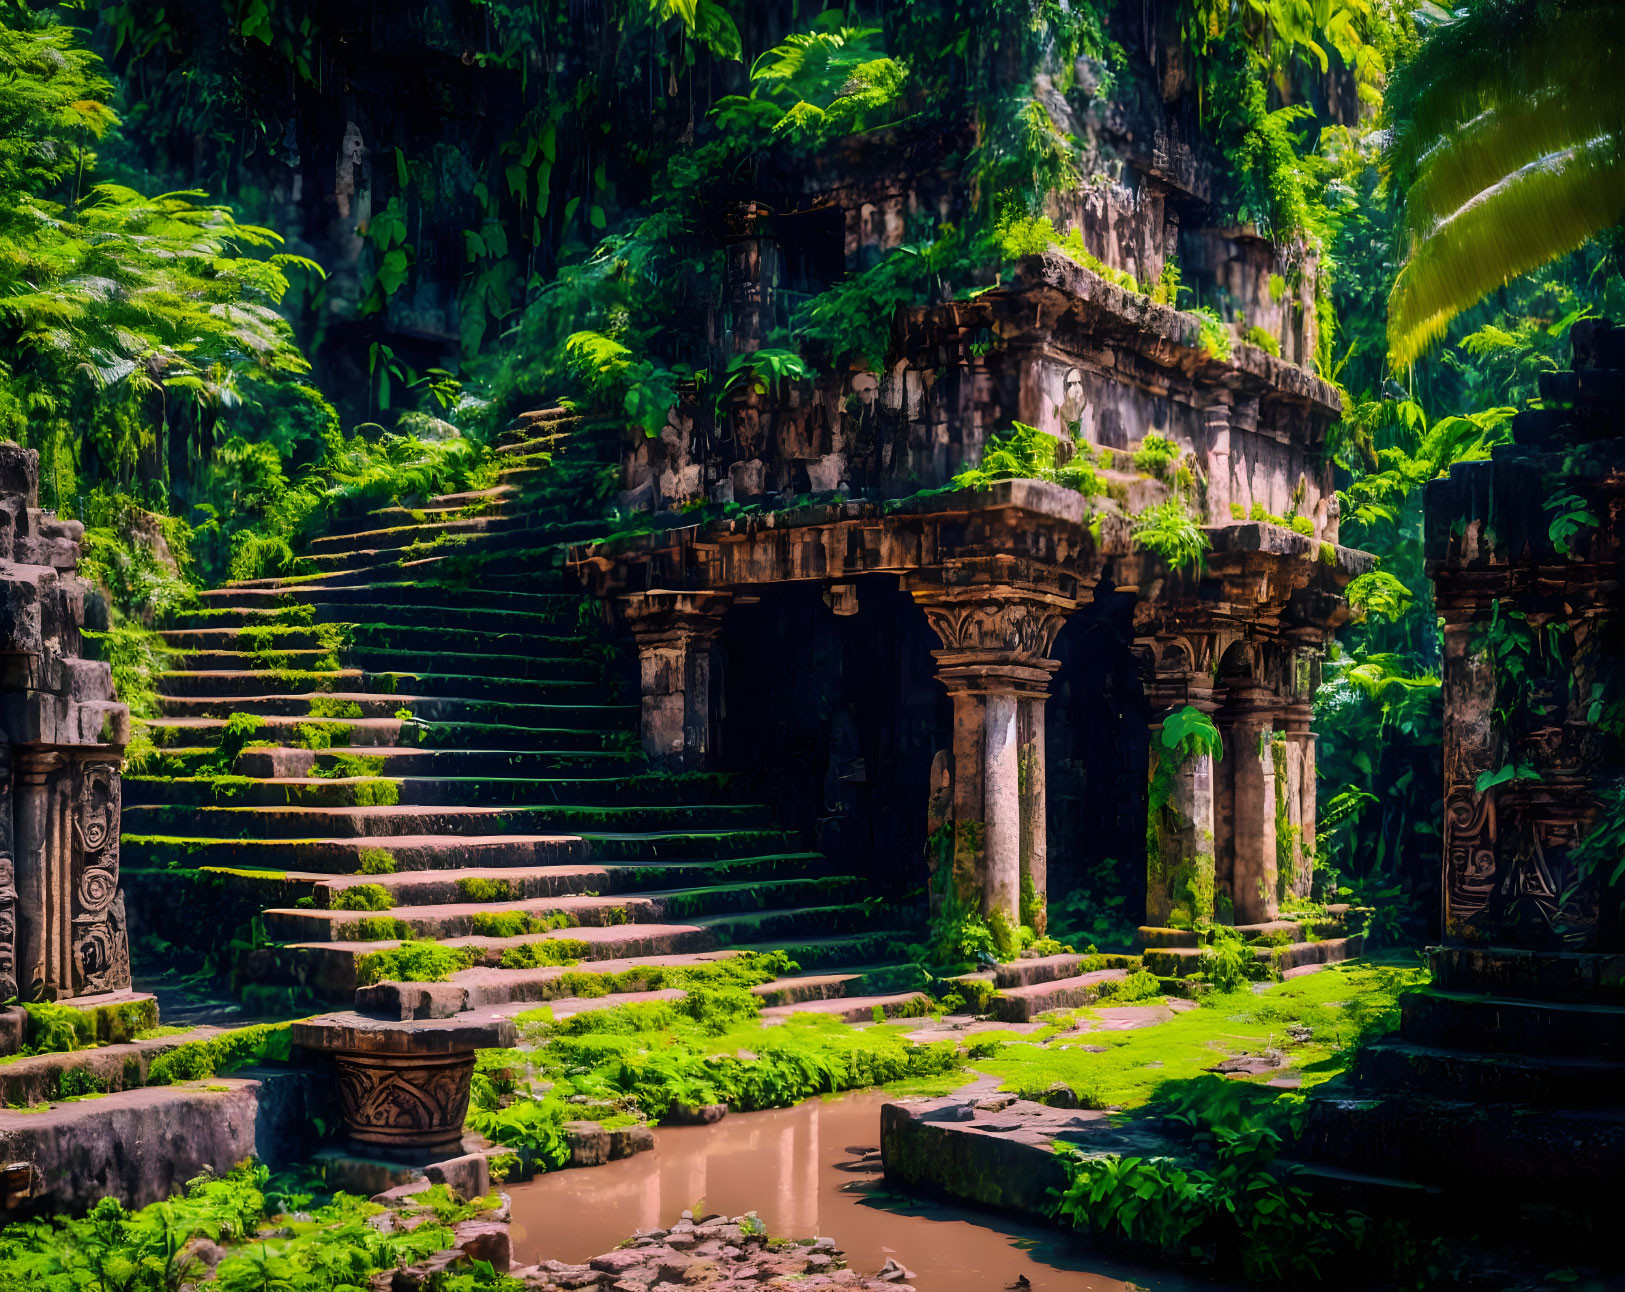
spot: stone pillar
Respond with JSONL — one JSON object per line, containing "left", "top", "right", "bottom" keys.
{"left": 1203, "top": 400, "right": 1234, "bottom": 524}
{"left": 1017, "top": 696, "right": 1047, "bottom": 933}
{"left": 1142, "top": 645, "right": 1220, "bottom": 929}
{"left": 1281, "top": 699, "right": 1316, "bottom": 902}
{"left": 69, "top": 757, "right": 130, "bottom": 996}
{"left": 1218, "top": 682, "right": 1280, "bottom": 924}
{"left": 915, "top": 588, "right": 1070, "bottom": 930}
{"left": 0, "top": 744, "right": 15, "bottom": 1003}
{"left": 14, "top": 751, "right": 65, "bottom": 1001}
{"left": 1439, "top": 614, "right": 1504, "bottom": 943}
{"left": 620, "top": 591, "right": 732, "bottom": 772}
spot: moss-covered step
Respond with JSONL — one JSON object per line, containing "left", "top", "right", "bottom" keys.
{"left": 993, "top": 952, "right": 1141, "bottom": 989}
{"left": 1142, "top": 935, "right": 1363, "bottom": 978}
{"left": 989, "top": 967, "right": 1137, "bottom": 1023}
{"left": 147, "top": 715, "right": 636, "bottom": 753}
{"left": 123, "top": 772, "right": 738, "bottom": 810}
{"left": 304, "top": 514, "right": 511, "bottom": 556}
{"left": 1349, "top": 1036, "right": 1625, "bottom": 1106}
{"left": 167, "top": 601, "right": 579, "bottom": 634}
{"left": 122, "top": 831, "right": 589, "bottom": 872}
{"left": 750, "top": 973, "right": 864, "bottom": 1007}
{"left": 265, "top": 874, "right": 864, "bottom": 943}
{"left": 448, "top": 948, "right": 753, "bottom": 1010}
{"left": 0, "top": 1025, "right": 222, "bottom": 1106}
{"left": 344, "top": 649, "right": 600, "bottom": 681}
{"left": 229, "top": 746, "right": 645, "bottom": 779}
{"left": 692, "top": 900, "right": 888, "bottom": 946}
{"left": 757, "top": 991, "right": 933, "bottom": 1024}
{"left": 245, "top": 921, "right": 720, "bottom": 1000}
{"left": 307, "top": 856, "right": 830, "bottom": 906}
{"left": 155, "top": 670, "right": 603, "bottom": 704}
{"left": 155, "top": 690, "right": 636, "bottom": 726}
{"left": 193, "top": 580, "right": 577, "bottom": 613}
{"left": 344, "top": 622, "right": 596, "bottom": 656}
{"left": 575, "top": 828, "right": 803, "bottom": 862}
{"left": 722, "top": 928, "right": 911, "bottom": 970}
{"left": 123, "top": 800, "right": 776, "bottom": 840}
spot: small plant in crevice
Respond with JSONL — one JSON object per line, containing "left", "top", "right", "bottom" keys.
{"left": 1131, "top": 498, "right": 1210, "bottom": 574}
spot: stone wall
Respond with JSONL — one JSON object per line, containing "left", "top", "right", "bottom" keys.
{"left": 0, "top": 442, "right": 131, "bottom": 1004}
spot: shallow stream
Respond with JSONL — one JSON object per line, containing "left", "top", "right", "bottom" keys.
{"left": 508, "top": 1089, "right": 1228, "bottom": 1291}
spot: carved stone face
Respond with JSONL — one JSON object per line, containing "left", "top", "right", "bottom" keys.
{"left": 1060, "top": 367, "right": 1087, "bottom": 426}
{"left": 850, "top": 372, "right": 879, "bottom": 409}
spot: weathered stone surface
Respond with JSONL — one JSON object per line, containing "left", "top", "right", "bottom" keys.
{"left": 356, "top": 980, "right": 471, "bottom": 1021}
{"left": 0, "top": 1079, "right": 260, "bottom": 1218}
{"left": 526, "top": 1214, "right": 908, "bottom": 1292}
{"left": 0, "top": 442, "right": 132, "bottom": 1008}
{"left": 880, "top": 1094, "right": 1176, "bottom": 1218}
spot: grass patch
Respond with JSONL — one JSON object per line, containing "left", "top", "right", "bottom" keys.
{"left": 974, "top": 960, "right": 1423, "bottom": 1110}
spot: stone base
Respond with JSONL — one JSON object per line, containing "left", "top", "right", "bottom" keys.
{"left": 879, "top": 1088, "right": 1178, "bottom": 1219}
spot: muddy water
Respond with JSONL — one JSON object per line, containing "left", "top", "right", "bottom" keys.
{"left": 508, "top": 1090, "right": 1228, "bottom": 1292}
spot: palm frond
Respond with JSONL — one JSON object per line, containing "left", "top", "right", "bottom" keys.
{"left": 1388, "top": 131, "right": 1625, "bottom": 365}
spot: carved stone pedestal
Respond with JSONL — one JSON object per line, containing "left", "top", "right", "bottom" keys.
{"left": 293, "top": 1011, "right": 517, "bottom": 1161}
{"left": 619, "top": 590, "right": 733, "bottom": 771}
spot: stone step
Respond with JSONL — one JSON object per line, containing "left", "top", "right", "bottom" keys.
{"left": 1428, "top": 946, "right": 1625, "bottom": 1005}
{"left": 1136, "top": 912, "right": 1351, "bottom": 950}
{"left": 169, "top": 601, "right": 580, "bottom": 633}
{"left": 263, "top": 875, "right": 863, "bottom": 942}
{"left": 122, "top": 800, "right": 777, "bottom": 840}
{"left": 1401, "top": 988, "right": 1625, "bottom": 1058}
{"left": 320, "top": 491, "right": 514, "bottom": 537}
{"left": 1142, "top": 936, "right": 1362, "bottom": 978}
{"left": 197, "top": 580, "right": 577, "bottom": 614}
{"left": 159, "top": 622, "right": 594, "bottom": 658}
{"left": 0, "top": 1079, "right": 262, "bottom": 1218}
{"left": 758, "top": 991, "right": 933, "bottom": 1024}
{"left": 123, "top": 831, "right": 587, "bottom": 873}
{"left": 305, "top": 515, "right": 511, "bottom": 556}
{"left": 230, "top": 746, "right": 644, "bottom": 779}
{"left": 250, "top": 922, "right": 719, "bottom": 1000}
{"left": 750, "top": 973, "right": 863, "bottom": 1007}
{"left": 146, "top": 715, "right": 633, "bottom": 753}
{"left": 1299, "top": 1083, "right": 1625, "bottom": 1193}
{"left": 305, "top": 852, "right": 827, "bottom": 905}
{"left": 994, "top": 952, "right": 1140, "bottom": 988}
{"left": 154, "top": 690, "right": 637, "bottom": 727}
{"left": 154, "top": 669, "right": 605, "bottom": 703}
{"left": 989, "top": 968, "right": 1134, "bottom": 1023}
{"left": 726, "top": 929, "right": 912, "bottom": 970}
{"left": 449, "top": 949, "right": 749, "bottom": 1010}
{"left": 124, "top": 772, "right": 737, "bottom": 810}
{"left": 692, "top": 901, "right": 888, "bottom": 946}
{"left": 1351, "top": 1037, "right": 1625, "bottom": 1105}
{"left": 0, "top": 1025, "right": 223, "bottom": 1106}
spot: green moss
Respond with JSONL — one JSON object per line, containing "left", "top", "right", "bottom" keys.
{"left": 350, "top": 915, "right": 416, "bottom": 941}
{"left": 307, "top": 696, "right": 364, "bottom": 720}
{"left": 458, "top": 876, "right": 516, "bottom": 902}
{"left": 470, "top": 910, "right": 579, "bottom": 938}
{"left": 497, "top": 938, "right": 591, "bottom": 970}
{"left": 358, "top": 847, "right": 398, "bottom": 874}
{"left": 1244, "top": 323, "right": 1282, "bottom": 356}
{"left": 145, "top": 1022, "right": 292, "bottom": 1085}
{"left": 331, "top": 883, "right": 394, "bottom": 912}
{"left": 356, "top": 942, "right": 484, "bottom": 985}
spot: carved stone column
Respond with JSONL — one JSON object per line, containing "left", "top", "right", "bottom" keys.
{"left": 1203, "top": 400, "right": 1234, "bottom": 525}
{"left": 914, "top": 587, "right": 1070, "bottom": 929}
{"left": 1439, "top": 612, "right": 1504, "bottom": 943}
{"left": 620, "top": 591, "right": 733, "bottom": 772}
{"left": 1217, "top": 680, "right": 1282, "bottom": 924}
{"left": 14, "top": 750, "right": 65, "bottom": 1001}
{"left": 1143, "top": 641, "right": 1221, "bottom": 929}
{"left": 0, "top": 744, "right": 15, "bottom": 1002}
{"left": 1280, "top": 698, "right": 1316, "bottom": 902}
{"left": 70, "top": 757, "right": 129, "bottom": 995}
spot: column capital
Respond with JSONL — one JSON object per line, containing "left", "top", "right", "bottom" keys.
{"left": 912, "top": 585, "right": 1072, "bottom": 672}
{"left": 618, "top": 590, "right": 732, "bottom": 643}
{"left": 16, "top": 750, "right": 65, "bottom": 782}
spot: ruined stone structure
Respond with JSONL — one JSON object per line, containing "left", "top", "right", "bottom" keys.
{"left": 1299, "top": 321, "right": 1625, "bottom": 1227}
{"left": 0, "top": 443, "right": 131, "bottom": 1005}
{"left": 574, "top": 103, "right": 1372, "bottom": 947}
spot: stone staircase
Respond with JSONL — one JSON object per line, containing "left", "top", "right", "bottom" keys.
{"left": 1136, "top": 906, "right": 1366, "bottom": 980}
{"left": 121, "top": 412, "right": 915, "bottom": 1010}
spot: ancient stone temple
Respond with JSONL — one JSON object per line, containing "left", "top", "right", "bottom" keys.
{"left": 0, "top": 443, "right": 132, "bottom": 1004}
{"left": 571, "top": 68, "right": 1373, "bottom": 956}
{"left": 1298, "top": 321, "right": 1625, "bottom": 1230}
